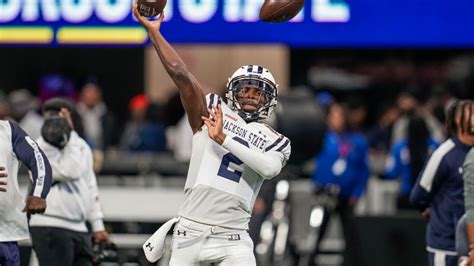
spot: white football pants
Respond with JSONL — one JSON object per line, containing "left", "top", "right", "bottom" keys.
{"left": 169, "top": 218, "right": 256, "bottom": 266}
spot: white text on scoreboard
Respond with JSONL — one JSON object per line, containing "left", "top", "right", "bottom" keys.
{"left": 0, "top": 0, "right": 350, "bottom": 24}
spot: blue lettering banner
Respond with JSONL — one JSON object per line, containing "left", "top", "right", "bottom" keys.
{"left": 0, "top": 0, "right": 473, "bottom": 47}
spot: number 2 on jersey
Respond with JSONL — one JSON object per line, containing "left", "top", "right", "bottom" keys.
{"left": 217, "top": 137, "right": 249, "bottom": 183}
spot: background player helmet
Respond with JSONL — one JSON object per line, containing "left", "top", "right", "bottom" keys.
{"left": 226, "top": 65, "right": 278, "bottom": 122}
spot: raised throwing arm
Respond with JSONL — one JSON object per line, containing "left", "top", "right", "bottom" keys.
{"left": 133, "top": 6, "right": 207, "bottom": 133}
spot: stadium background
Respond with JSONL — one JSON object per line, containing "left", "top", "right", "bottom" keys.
{"left": 1, "top": 0, "right": 474, "bottom": 265}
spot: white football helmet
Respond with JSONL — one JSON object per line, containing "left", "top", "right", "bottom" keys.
{"left": 226, "top": 65, "right": 278, "bottom": 122}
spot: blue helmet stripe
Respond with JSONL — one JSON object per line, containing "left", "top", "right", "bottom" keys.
{"left": 247, "top": 65, "right": 253, "bottom": 73}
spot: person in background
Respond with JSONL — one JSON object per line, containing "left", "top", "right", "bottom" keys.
{"left": 385, "top": 115, "right": 439, "bottom": 210}
{"left": 346, "top": 96, "right": 368, "bottom": 134}
{"left": 367, "top": 103, "right": 400, "bottom": 175}
{"left": 120, "top": 94, "right": 149, "bottom": 150}
{"left": 77, "top": 82, "right": 117, "bottom": 150}
{"left": 30, "top": 98, "right": 112, "bottom": 266}
{"left": 309, "top": 102, "right": 369, "bottom": 266}
{"left": 126, "top": 103, "right": 167, "bottom": 152}
{"left": 8, "top": 89, "right": 44, "bottom": 140}
{"left": 425, "top": 88, "right": 453, "bottom": 129}
{"left": 411, "top": 100, "right": 474, "bottom": 266}
{"left": 391, "top": 89, "right": 445, "bottom": 146}
{"left": 368, "top": 103, "right": 400, "bottom": 154}
{"left": 0, "top": 119, "right": 52, "bottom": 266}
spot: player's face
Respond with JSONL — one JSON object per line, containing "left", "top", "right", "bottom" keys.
{"left": 236, "top": 86, "right": 266, "bottom": 112}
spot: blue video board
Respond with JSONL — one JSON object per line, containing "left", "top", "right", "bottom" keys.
{"left": 1, "top": 0, "right": 474, "bottom": 47}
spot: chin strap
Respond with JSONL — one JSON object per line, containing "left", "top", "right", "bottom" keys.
{"left": 238, "top": 110, "right": 259, "bottom": 123}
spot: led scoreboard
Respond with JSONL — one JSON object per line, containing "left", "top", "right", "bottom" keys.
{"left": 0, "top": 0, "right": 473, "bottom": 47}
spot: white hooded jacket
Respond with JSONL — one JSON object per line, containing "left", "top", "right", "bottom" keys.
{"left": 29, "top": 131, "right": 105, "bottom": 232}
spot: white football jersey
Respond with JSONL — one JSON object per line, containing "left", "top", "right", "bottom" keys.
{"left": 0, "top": 120, "right": 51, "bottom": 241}
{"left": 179, "top": 93, "right": 291, "bottom": 230}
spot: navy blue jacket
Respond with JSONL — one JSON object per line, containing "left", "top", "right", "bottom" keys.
{"left": 410, "top": 137, "right": 471, "bottom": 252}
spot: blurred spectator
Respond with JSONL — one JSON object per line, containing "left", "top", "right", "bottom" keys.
{"left": 8, "top": 89, "right": 44, "bottom": 140}
{"left": 77, "top": 83, "right": 117, "bottom": 150}
{"left": 391, "top": 89, "right": 445, "bottom": 145}
{"left": 129, "top": 103, "right": 167, "bottom": 152}
{"left": 410, "top": 100, "right": 474, "bottom": 266}
{"left": 384, "top": 115, "right": 439, "bottom": 210}
{"left": 425, "top": 88, "right": 453, "bottom": 125}
{"left": 367, "top": 103, "right": 400, "bottom": 153}
{"left": 345, "top": 96, "right": 368, "bottom": 134}
{"left": 120, "top": 94, "right": 148, "bottom": 150}
{"left": 120, "top": 95, "right": 167, "bottom": 152}
{"left": 309, "top": 102, "right": 369, "bottom": 266}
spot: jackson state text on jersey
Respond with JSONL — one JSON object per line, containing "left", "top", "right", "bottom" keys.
{"left": 179, "top": 93, "right": 290, "bottom": 229}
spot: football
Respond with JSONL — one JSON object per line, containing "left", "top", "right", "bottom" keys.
{"left": 136, "top": 0, "right": 167, "bottom": 18}
{"left": 259, "top": 0, "right": 305, "bottom": 23}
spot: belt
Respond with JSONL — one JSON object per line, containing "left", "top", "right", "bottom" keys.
{"left": 177, "top": 218, "right": 248, "bottom": 249}
{"left": 178, "top": 227, "right": 213, "bottom": 249}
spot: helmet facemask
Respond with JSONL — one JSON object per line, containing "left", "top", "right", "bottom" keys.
{"left": 226, "top": 74, "right": 278, "bottom": 122}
